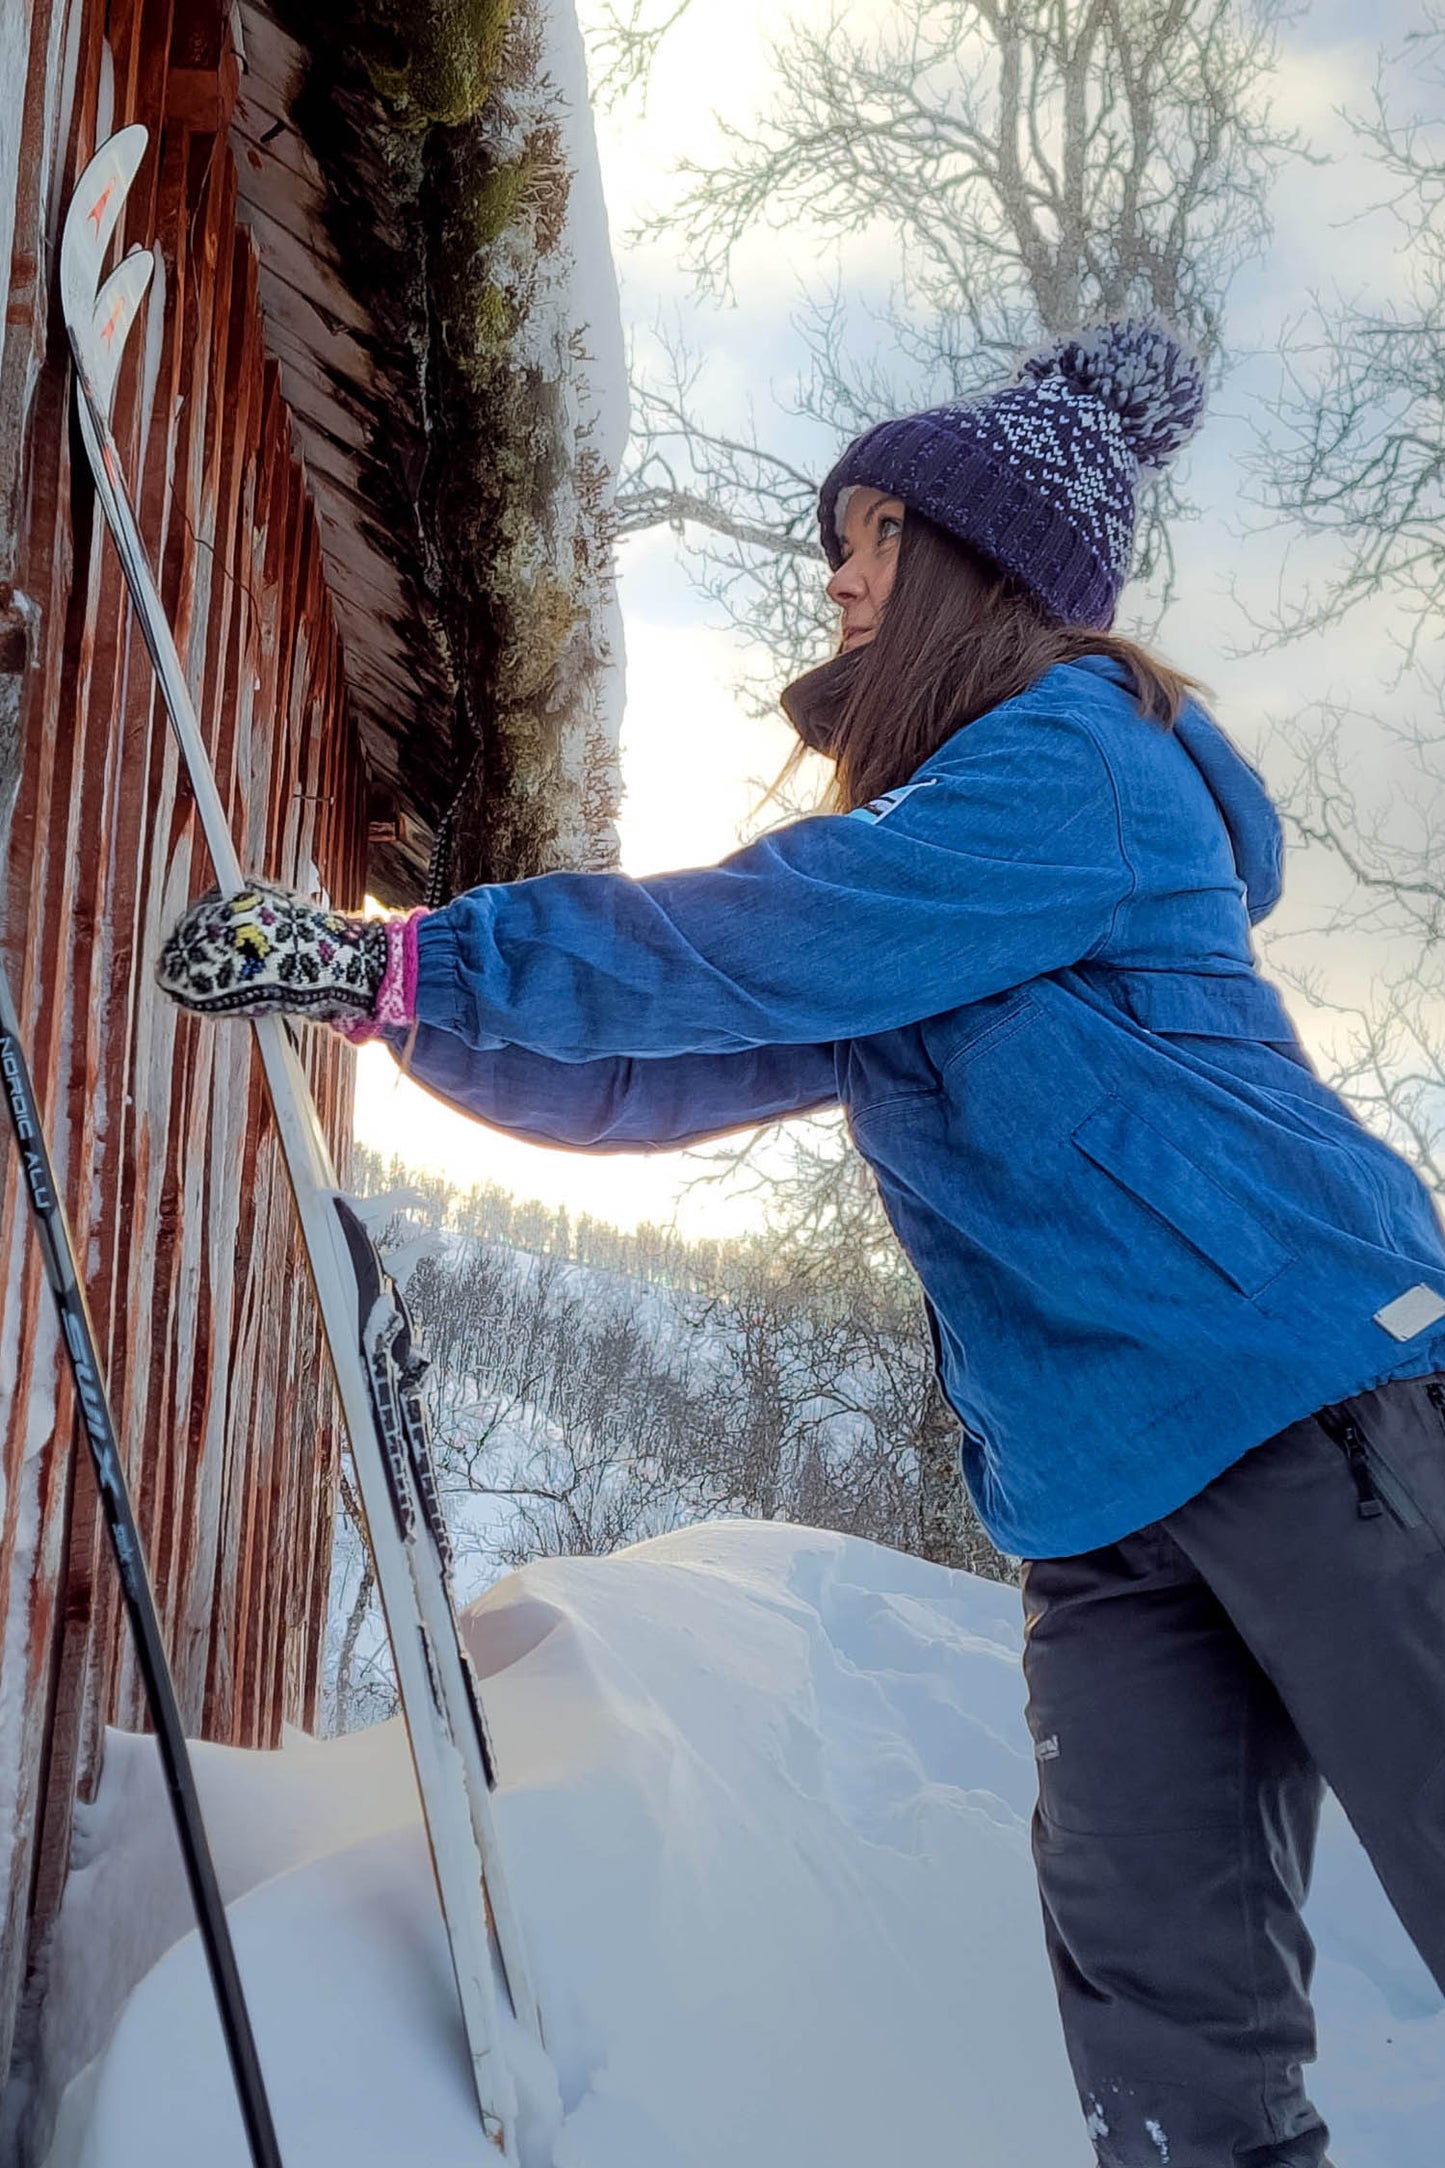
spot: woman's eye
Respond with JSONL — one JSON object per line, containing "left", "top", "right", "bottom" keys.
{"left": 878, "top": 516, "right": 902, "bottom": 542}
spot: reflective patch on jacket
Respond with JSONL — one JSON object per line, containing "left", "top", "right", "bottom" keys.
{"left": 848, "top": 777, "right": 940, "bottom": 823}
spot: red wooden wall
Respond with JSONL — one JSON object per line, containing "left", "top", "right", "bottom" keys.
{"left": 0, "top": 0, "right": 365, "bottom": 2077}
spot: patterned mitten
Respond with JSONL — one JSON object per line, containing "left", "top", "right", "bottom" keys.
{"left": 157, "top": 881, "right": 390, "bottom": 1020}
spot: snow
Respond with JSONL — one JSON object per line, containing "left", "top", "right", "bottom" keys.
{"left": 0, "top": 1291, "right": 59, "bottom": 1959}
{"left": 468, "top": 0, "right": 629, "bottom": 874}
{"left": 534, "top": 0, "right": 629, "bottom": 475}
{"left": 24, "top": 1522, "right": 1445, "bottom": 2167}
{"left": 0, "top": 2, "right": 28, "bottom": 398}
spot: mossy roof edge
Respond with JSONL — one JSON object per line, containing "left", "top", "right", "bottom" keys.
{"left": 246, "top": 0, "right": 622, "bottom": 904}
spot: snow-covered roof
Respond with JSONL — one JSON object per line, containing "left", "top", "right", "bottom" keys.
{"left": 230, "top": 0, "right": 626, "bottom": 904}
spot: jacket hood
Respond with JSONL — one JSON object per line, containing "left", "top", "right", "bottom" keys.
{"left": 1068, "top": 654, "right": 1283, "bottom": 924}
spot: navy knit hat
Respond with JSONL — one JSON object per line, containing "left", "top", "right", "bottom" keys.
{"left": 818, "top": 320, "right": 1206, "bottom": 628}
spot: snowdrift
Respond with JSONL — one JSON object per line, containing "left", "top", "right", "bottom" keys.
{"left": 24, "top": 1524, "right": 1445, "bottom": 2166}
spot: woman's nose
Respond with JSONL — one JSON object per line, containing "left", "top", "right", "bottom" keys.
{"left": 827, "top": 559, "right": 865, "bottom": 605}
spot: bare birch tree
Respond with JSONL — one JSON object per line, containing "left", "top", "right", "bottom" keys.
{"left": 1254, "top": 674, "right": 1445, "bottom": 1199}
{"left": 686, "top": 1113, "right": 1015, "bottom": 1576}
{"left": 597, "top": 1, "right": 1311, "bottom": 1548}
{"left": 1246, "top": 16, "right": 1445, "bottom": 653}
{"left": 606, "top": 0, "right": 1305, "bottom": 686}
{"left": 1240, "top": 20, "right": 1445, "bottom": 1188}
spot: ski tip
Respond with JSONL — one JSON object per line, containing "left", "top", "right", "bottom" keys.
{"left": 89, "top": 250, "right": 155, "bottom": 413}
{"left": 60, "top": 127, "right": 152, "bottom": 351}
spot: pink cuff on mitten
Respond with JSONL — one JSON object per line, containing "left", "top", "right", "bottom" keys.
{"left": 331, "top": 910, "right": 427, "bottom": 1045}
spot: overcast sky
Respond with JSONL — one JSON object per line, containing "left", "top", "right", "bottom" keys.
{"left": 355, "top": 0, "right": 1443, "bottom": 1235}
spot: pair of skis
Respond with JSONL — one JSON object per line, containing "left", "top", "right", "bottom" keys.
{"left": 27, "top": 128, "right": 541, "bottom": 2160}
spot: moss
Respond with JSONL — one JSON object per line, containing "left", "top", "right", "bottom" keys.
{"left": 269, "top": 0, "right": 619, "bottom": 897}
{"left": 360, "top": 0, "right": 515, "bottom": 127}
{"left": 279, "top": 0, "right": 515, "bottom": 128}
{"left": 473, "top": 281, "right": 515, "bottom": 358}
{"left": 469, "top": 161, "right": 529, "bottom": 249}
{"left": 497, "top": 565, "right": 577, "bottom": 704}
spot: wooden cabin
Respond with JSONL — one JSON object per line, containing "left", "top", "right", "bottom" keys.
{"left": 0, "top": 0, "right": 620, "bottom": 2106}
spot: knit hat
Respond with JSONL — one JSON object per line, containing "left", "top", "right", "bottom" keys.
{"left": 817, "top": 320, "right": 1206, "bottom": 628}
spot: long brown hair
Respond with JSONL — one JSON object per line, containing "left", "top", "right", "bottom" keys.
{"left": 780, "top": 512, "right": 1208, "bottom": 812}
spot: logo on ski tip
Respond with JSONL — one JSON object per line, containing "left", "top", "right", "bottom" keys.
{"left": 85, "top": 179, "right": 116, "bottom": 235}
{"left": 99, "top": 300, "right": 128, "bottom": 354}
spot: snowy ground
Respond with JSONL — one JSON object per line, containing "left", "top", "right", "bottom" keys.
{"left": 21, "top": 1523, "right": 1445, "bottom": 2166}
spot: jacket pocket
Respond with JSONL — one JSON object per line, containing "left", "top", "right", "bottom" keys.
{"left": 1316, "top": 1402, "right": 1426, "bottom": 1529}
{"left": 1079, "top": 965, "right": 1296, "bottom": 1044}
{"left": 1360, "top": 1437, "right": 1426, "bottom": 1529}
{"left": 926, "top": 989, "right": 1037, "bottom": 1078}
{"left": 1072, "top": 1095, "right": 1291, "bottom": 1298}
{"left": 848, "top": 992, "right": 1035, "bottom": 1121}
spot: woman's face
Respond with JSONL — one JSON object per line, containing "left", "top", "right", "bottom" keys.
{"left": 826, "top": 488, "right": 906, "bottom": 652}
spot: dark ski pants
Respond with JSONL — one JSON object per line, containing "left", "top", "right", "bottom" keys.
{"left": 1021, "top": 1372, "right": 1445, "bottom": 2168}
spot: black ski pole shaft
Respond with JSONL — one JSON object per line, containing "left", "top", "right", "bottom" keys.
{"left": 0, "top": 957, "right": 283, "bottom": 2168}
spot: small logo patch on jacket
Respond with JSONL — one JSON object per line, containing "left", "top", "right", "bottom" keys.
{"left": 1375, "top": 1284, "right": 1445, "bottom": 1342}
{"left": 848, "top": 776, "right": 939, "bottom": 824}
{"left": 1034, "top": 1733, "right": 1060, "bottom": 1761}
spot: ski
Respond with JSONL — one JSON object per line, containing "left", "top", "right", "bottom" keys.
{"left": 0, "top": 959, "right": 284, "bottom": 2168}
{"left": 60, "top": 128, "right": 540, "bottom": 2156}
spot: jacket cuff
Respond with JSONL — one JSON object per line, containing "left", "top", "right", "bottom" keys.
{"left": 330, "top": 911, "right": 427, "bottom": 1044}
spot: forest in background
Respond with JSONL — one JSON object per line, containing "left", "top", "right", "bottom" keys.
{"left": 330, "top": 1144, "right": 1004, "bottom": 1729}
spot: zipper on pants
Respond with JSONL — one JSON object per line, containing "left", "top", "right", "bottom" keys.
{"left": 1317, "top": 1405, "right": 1385, "bottom": 1520}
{"left": 1319, "top": 1402, "right": 1429, "bottom": 1527}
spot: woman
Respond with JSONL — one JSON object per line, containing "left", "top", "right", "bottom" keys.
{"left": 160, "top": 321, "right": 1445, "bottom": 2168}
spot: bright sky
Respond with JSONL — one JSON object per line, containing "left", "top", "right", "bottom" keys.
{"left": 354, "top": 0, "right": 1442, "bottom": 1235}
{"left": 351, "top": 588, "right": 806, "bottom": 1234}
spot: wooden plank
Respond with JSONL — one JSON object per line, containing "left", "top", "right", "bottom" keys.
{"left": 7, "top": 0, "right": 147, "bottom": 1990}
{"left": 2, "top": 0, "right": 362, "bottom": 2063}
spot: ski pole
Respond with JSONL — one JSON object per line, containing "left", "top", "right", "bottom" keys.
{"left": 0, "top": 956, "right": 284, "bottom": 2168}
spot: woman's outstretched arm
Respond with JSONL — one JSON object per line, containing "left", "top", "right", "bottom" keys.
{"left": 388, "top": 1026, "right": 840, "bottom": 1152}
{"left": 420, "top": 702, "right": 1129, "bottom": 1061}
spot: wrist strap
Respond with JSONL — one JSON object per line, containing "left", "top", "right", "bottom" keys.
{"left": 331, "top": 910, "right": 427, "bottom": 1044}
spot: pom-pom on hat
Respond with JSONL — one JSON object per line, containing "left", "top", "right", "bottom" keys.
{"left": 817, "top": 318, "right": 1206, "bottom": 629}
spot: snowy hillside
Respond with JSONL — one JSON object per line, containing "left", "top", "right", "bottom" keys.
{"left": 21, "top": 1523, "right": 1443, "bottom": 2167}
{"left": 323, "top": 1210, "right": 998, "bottom": 1729}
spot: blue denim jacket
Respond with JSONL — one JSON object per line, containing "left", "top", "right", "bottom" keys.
{"left": 401, "top": 654, "right": 1445, "bottom": 1556}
